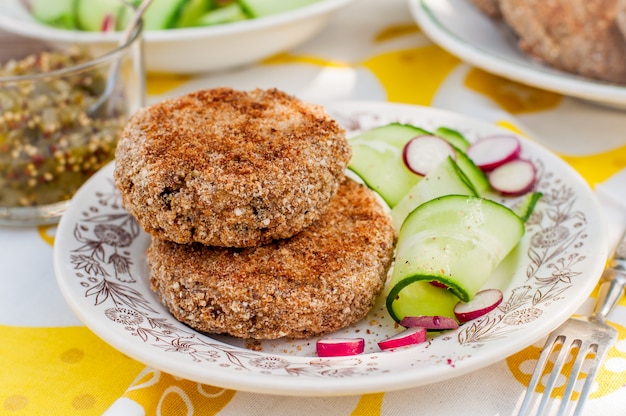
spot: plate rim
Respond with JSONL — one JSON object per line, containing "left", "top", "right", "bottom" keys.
{"left": 53, "top": 101, "right": 609, "bottom": 396}
{"left": 410, "top": 0, "right": 626, "bottom": 107}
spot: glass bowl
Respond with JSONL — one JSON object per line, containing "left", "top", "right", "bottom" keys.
{"left": 0, "top": 25, "right": 144, "bottom": 226}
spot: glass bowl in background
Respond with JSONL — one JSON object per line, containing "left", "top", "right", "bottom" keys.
{"left": 0, "top": 20, "right": 144, "bottom": 226}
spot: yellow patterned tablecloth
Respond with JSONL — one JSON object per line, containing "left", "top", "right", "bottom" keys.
{"left": 2, "top": 0, "right": 626, "bottom": 415}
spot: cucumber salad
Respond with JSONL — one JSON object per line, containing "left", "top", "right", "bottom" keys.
{"left": 26, "top": 0, "right": 321, "bottom": 31}
{"left": 317, "top": 123, "right": 542, "bottom": 357}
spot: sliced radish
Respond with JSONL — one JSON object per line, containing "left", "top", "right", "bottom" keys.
{"left": 316, "top": 338, "right": 365, "bottom": 357}
{"left": 454, "top": 288, "right": 503, "bottom": 323}
{"left": 488, "top": 159, "right": 536, "bottom": 196}
{"left": 429, "top": 280, "right": 448, "bottom": 288}
{"left": 400, "top": 315, "right": 459, "bottom": 331}
{"left": 402, "top": 135, "right": 456, "bottom": 176}
{"left": 378, "top": 327, "right": 427, "bottom": 351}
{"left": 101, "top": 14, "right": 116, "bottom": 32}
{"left": 466, "top": 135, "right": 521, "bottom": 171}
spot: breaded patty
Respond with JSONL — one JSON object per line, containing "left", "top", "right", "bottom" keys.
{"left": 499, "top": 0, "right": 626, "bottom": 84}
{"left": 618, "top": 0, "right": 626, "bottom": 40}
{"left": 147, "top": 179, "right": 396, "bottom": 340}
{"left": 114, "top": 88, "right": 351, "bottom": 247}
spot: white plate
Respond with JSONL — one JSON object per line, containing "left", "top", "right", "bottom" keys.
{"left": 0, "top": 0, "right": 352, "bottom": 73}
{"left": 410, "top": 0, "right": 626, "bottom": 109}
{"left": 53, "top": 101, "right": 608, "bottom": 396}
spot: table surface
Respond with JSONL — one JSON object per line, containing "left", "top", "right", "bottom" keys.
{"left": 2, "top": 0, "right": 626, "bottom": 415}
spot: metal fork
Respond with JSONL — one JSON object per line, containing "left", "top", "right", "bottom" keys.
{"left": 517, "top": 229, "right": 626, "bottom": 416}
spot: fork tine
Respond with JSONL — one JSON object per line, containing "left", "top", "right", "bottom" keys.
{"left": 535, "top": 336, "right": 571, "bottom": 414}
{"left": 556, "top": 339, "right": 591, "bottom": 416}
{"left": 572, "top": 343, "right": 605, "bottom": 416}
{"left": 517, "top": 333, "right": 562, "bottom": 416}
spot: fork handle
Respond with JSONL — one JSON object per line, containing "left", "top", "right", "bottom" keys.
{"left": 591, "top": 269, "right": 626, "bottom": 322}
{"left": 592, "top": 229, "right": 626, "bottom": 322}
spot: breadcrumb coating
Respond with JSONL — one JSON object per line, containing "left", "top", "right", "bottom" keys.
{"left": 499, "top": 0, "right": 626, "bottom": 84}
{"left": 617, "top": 0, "right": 626, "bottom": 40}
{"left": 147, "top": 179, "right": 396, "bottom": 340}
{"left": 114, "top": 88, "right": 350, "bottom": 247}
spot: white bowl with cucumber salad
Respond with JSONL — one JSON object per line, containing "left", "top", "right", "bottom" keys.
{"left": 0, "top": 0, "right": 354, "bottom": 73}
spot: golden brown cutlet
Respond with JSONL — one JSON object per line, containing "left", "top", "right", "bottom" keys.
{"left": 147, "top": 178, "right": 396, "bottom": 340}
{"left": 114, "top": 87, "right": 351, "bottom": 247}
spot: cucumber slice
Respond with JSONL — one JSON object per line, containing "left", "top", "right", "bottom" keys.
{"left": 348, "top": 123, "right": 430, "bottom": 208}
{"left": 142, "top": 0, "right": 190, "bottom": 30}
{"left": 29, "top": 0, "right": 78, "bottom": 29}
{"left": 351, "top": 122, "right": 431, "bottom": 148}
{"left": 76, "top": 0, "right": 124, "bottom": 31}
{"left": 435, "top": 126, "right": 470, "bottom": 152}
{"left": 387, "top": 280, "right": 460, "bottom": 324}
{"left": 115, "top": 5, "right": 132, "bottom": 31}
{"left": 390, "top": 156, "right": 477, "bottom": 230}
{"left": 386, "top": 195, "right": 524, "bottom": 322}
{"left": 432, "top": 126, "right": 488, "bottom": 194}
{"left": 238, "top": 0, "right": 319, "bottom": 18}
{"left": 175, "top": 0, "right": 214, "bottom": 28}
{"left": 512, "top": 191, "right": 543, "bottom": 222}
{"left": 453, "top": 146, "right": 490, "bottom": 195}
{"left": 195, "top": 2, "right": 248, "bottom": 26}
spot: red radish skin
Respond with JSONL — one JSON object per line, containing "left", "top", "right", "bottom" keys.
{"left": 488, "top": 159, "right": 536, "bottom": 196}
{"left": 466, "top": 135, "right": 521, "bottom": 171}
{"left": 454, "top": 288, "right": 504, "bottom": 323}
{"left": 101, "top": 14, "right": 115, "bottom": 32}
{"left": 316, "top": 338, "right": 365, "bottom": 357}
{"left": 402, "top": 135, "right": 456, "bottom": 176}
{"left": 400, "top": 315, "right": 459, "bottom": 330}
{"left": 429, "top": 280, "right": 448, "bottom": 288}
{"left": 378, "top": 327, "right": 427, "bottom": 351}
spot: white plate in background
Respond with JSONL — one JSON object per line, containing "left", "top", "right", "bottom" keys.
{"left": 410, "top": 0, "right": 626, "bottom": 109}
